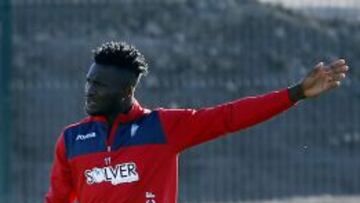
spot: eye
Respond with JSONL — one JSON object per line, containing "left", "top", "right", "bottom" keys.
{"left": 86, "top": 78, "right": 107, "bottom": 87}
{"left": 94, "top": 81, "right": 107, "bottom": 87}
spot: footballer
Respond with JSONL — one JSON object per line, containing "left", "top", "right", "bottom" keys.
{"left": 45, "top": 41, "right": 349, "bottom": 203}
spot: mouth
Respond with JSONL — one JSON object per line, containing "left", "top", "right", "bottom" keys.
{"left": 85, "top": 100, "right": 100, "bottom": 115}
{"left": 85, "top": 97, "right": 99, "bottom": 109}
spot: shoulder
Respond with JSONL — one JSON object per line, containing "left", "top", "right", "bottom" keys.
{"left": 154, "top": 107, "right": 195, "bottom": 120}
{"left": 63, "top": 116, "right": 103, "bottom": 131}
{"left": 60, "top": 116, "right": 106, "bottom": 144}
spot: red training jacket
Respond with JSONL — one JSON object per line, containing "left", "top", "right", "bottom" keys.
{"left": 45, "top": 88, "right": 295, "bottom": 203}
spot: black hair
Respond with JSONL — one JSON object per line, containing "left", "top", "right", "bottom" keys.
{"left": 93, "top": 41, "right": 149, "bottom": 75}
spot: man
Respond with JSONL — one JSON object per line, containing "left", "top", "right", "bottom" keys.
{"left": 45, "top": 41, "right": 349, "bottom": 203}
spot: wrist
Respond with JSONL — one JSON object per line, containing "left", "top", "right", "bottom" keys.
{"left": 288, "top": 83, "right": 306, "bottom": 103}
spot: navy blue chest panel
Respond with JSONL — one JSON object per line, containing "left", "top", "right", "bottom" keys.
{"left": 64, "top": 111, "right": 166, "bottom": 159}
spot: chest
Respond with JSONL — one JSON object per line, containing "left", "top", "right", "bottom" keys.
{"left": 64, "top": 112, "right": 166, "bottom": 159}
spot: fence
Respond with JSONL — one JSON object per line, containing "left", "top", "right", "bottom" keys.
{"left": 0, "top": 0, "right": 12, "bottom": 202}
{"left": 1, "top": 0, "right": 360, "bottom": 202}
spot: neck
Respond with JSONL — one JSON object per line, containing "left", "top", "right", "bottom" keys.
{"left": 106, "top": 98, "right": 134, "bottom": 126}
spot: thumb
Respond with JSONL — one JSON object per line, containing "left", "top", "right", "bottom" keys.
{"left": 308, "top": 62, "right": 324, "bottom": 77}
{"left": 314, "top": 62, "right": 324, "bottom": 71}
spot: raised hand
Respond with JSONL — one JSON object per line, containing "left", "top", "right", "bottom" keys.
{"left": 301, "top": 59, "right": 349, "bottom": 98}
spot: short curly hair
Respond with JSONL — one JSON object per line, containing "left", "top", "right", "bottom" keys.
{"left": 93, "top": 41, "right": 149, "bottom": 75}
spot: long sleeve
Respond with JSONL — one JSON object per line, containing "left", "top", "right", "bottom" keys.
{"left": 45, "top": 134, "right": 76, "bottom": 203}
{"left": 158, "top": 88, "right": 295, "bottom": 152}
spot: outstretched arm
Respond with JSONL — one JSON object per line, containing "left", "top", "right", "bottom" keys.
{"left": 159, "top": 59, "right": 349, "bottom": 152}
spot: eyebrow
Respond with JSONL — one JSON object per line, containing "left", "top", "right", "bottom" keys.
{"left": 86, "top": 76, "right": 108, "bottom": 85}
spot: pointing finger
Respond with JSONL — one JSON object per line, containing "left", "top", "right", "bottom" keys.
{"left": 331, "top": 73, "right": 346, "bottom": 81}
{"left": 331, "top": 65, "right": 349, "bottom": 74}
{"left": 329, "top": 59, "right": 346, "bottom": 69}
{"left": 330, "top": 81, "right": 341, "bottom": 88}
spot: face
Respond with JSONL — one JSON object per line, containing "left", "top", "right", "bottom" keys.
{"left": 84, "top": 63, "right": 135, "bottom": 116}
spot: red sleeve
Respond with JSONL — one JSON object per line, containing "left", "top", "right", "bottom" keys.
{"left": 45, "top": 134, "right": 76, "bottom": 203}
{"left": 158, "top": 88, "right": 295, "bottom": 152}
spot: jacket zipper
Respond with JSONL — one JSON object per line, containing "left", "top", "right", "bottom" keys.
{"left": 106, "top": 116, "right": 123, "bottom": 153}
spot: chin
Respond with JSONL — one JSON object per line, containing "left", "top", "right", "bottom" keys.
{"left": 85, "top": 106, "right": 102, "bottom": 116}
{"left": 86, "top": 111, "right": 99, "bottom": 116}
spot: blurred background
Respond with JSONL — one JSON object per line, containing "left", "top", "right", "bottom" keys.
{"left": 0, "top": 0, "right": 359, "bottom": 202}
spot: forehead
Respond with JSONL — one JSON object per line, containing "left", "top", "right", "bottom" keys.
{"left": 86, "top": 63, "right": 134, "bottom": 84}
